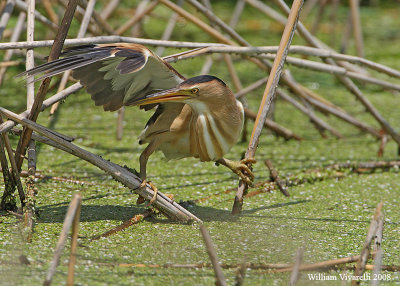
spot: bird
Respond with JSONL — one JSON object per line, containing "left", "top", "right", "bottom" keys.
{"left": 20, "top": 43, "right": 255, "bottom": 204}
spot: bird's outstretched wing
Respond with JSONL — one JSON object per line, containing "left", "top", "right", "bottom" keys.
{"left": 19, "top": 43, "right": 186, "bottom": 111}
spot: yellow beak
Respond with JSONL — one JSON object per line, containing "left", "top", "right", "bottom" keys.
{"left": 133, "top": 88, "right": 193, "bottom": 106}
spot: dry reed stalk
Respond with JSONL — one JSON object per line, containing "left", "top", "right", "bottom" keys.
{"left": 41, "top": 0, "right": 59, "bottom": 24}
{"left": 233, "top": 0, "right": 303, "bottom": 214}
{"left": 0, "top": 12, "right": 25, "bottom": 85}
{"left": 265, "top": 160, "right": 289, "bottom": 196}
{"left": 15, "top": 0, "right": 58, "bottom": 30}
{"left": 259, "top": 54, "right": 400, "bottom": 92}
{"left": 270, "top": 254, "right": 365, "bottom": 273}
{"left": 340, "top": 11, "right": 353, "bottom": 54}
{"left": 49, "top": 0, "right": 95, "bottom": 115}
{"left": 159, "top": 0, "right": 235, "bottom": 46}
{"left": 164, "top": 45, "right": 400, "bottom": 79}
{"left": 76, "top": 0, "right": 116, "bottom": 35}
{"left": 116, "top": 260, "right": 400, "bottom": 272}
{"left": 116, "top": 0, "right": 159, "bottom": 35}
{"left": 66, "top": 194, "right": 82, "bottom": 286}
{"left": 43, "top": 193, "right": 82, "bottom": 286}
{"left": 370, "top": 248, "right": 383, "bottom": 286}
{"left": 0, "top": 107, "right": 202, "bottom": 223}
{"left": 0, "top": 37, "right": 227, "bottom": 50}
{"left": 0, "top": 0, "right": 16, "bottom": 40}
{"left": 14, "top": 0, "right": 78, "bottom": 171}
{"left": 91, "top": 209, "right": 153, "bottom": 240}
{"left": 289, "top": 248, "right": 304, "bottom": 286}
{"left": 116, "top": 107, "right": 124, "bottom": 140}
{"left": 180, "top": 0, "right": 348, "bottom": 140}
{"left": 0, "top": 83, "right": 83, "bottom": 134}
{"left": 0, "top": 117, "right": 25, "bottom": 207}
{"left": 155, "top": 0, "right": 183, "bottom": 56}
{"left": 100, "top": 0, "right": 120, "bottom": 20}
{"left": 326, "top": 160, "right": 400, "bottom": 172}
{"left": 277, "top": 88, "right": 343, "bottom": 139}
{"left": 0, "top": 134, "right": 16, "bottom": 210}
{"left": 0, "top": 60, "right": 21, "bottom": 67}
{"left": 244, "top": 108, "right": 302, "bottom": 141}
{"left": 23, "top": 0, "right": 37, "bottom": 242}
{"left": 234, "top": 255, "right": 247, "bottom": 286}
{"left": 130, "top": 0, "right": 150, "bottom": 36}
{"left": 7, "top": 167, "right": 96, "bottom": 185}
{"left": 199, "top": 224, "right": 227, "bottom": 286}
{"left": 349, "top": 0, "right": 364, "bottom": 58}
{"left": 352, "top": 202, "right": 383, "bottom": 286}
{"left": 310, "top": 0, "right": 328, "bottom": 35}
{"left": 276, "top": 0, "right": 400, "bottom": 148}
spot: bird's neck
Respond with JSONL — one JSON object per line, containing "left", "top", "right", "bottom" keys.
{"left": 184, "top": 98, "right": 244, "bottom": 162}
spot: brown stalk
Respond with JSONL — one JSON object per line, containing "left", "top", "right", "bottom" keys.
{"left": 0, "top": 0, "right": 16, "bottom": 40}
{"left": 199, "top": 224, "right": 227, "bottom": 286}
{"left": 310, "top": 0, "right": 328, "bottom": 35}
{"left": 373, "top": 212, "right": 384, "bottom": 254}
{"left": 328, "top": 0, "right": 339, "bottom": 34}
{"left": 91, "top": 209, "right": 153, "bottom": 240}
{"left": 43, "top": 193, "right": 82, "bottom": 286}
{"left": 244, "top": 108, "right": 302, "bottom": 141}
{"left": 0, "top": 117, "right": 25, "bottom": 207}
{"left": 164, "top": 45, "right": 400, "bottom": 80}
{"left": 0, "top": 135, "right": 16, "bottom": 210}
{"left": 116, "top": 107, "right": 125, "bottom": 140}
{"left": 50, "top": 0, "right": 95, "bottom": 115}
{"left": 181, "top": 0, "right": 343, "bottom": 139}
{"left": 23, "top": 0, "right": 37, "bottom": 242}
{"left": 0, "top": 83, "right": 83, "bottom": 134}
{"left": 0, "top": 107, "right": 202, "bottom": 223}
{"left": 8, "top": 168, "right": 96, "bottom": 186}
{"left": 72, "top": 0, "right": 116, "bottom": 35}
{"left": 116, "top": 0, "right": 159, "bottom": 35}
{"left": 271, "top": 253, "right": 365, "bottom": 273}
{"left": 234, "top": 256, "right": 246, "bottom": 286}
{"left": 67, "top": 194, "right": 82, "bottom": 286}
{"left": 340, "top": 11, "right": 353, "bottom": 54}
{"left": 371, "top": 248, "right": 383, "bottom": 286}
{"left": 155, "top": 0, "right": 183, "bottom": 56}
{"left": 276, "top": 0, "right": 400, "bottom": 148}
{"left": 42, "top": 0, "right": 59, "bottom": 24}
{"left": 326, "top": 160, "right": 400, "bottom": 172}
{"left": 265, "top": 160, "right": 289, "bottom": 196}
{"left": 349, "top": 0, "right": 364, "bottom": 58}
{"left": 14, "top": 0, "right": 78, "bottom": 171}
{"left": 289, "top": 248, "right": 304, "bottom": 286}
{"left": 0, "top": 12, "right": 25, "bottom": 85}
{"left": 233, "top": 0, "right": 304, "bottom": 214}
{"left": 100, "top": 0, "right": 120, "bottom": 20}
{"left": 117, "top": 260, "right": 400, "bottom": 272}
{"left": 235, "top": 77, "right": 337, "bottom": 139}
{"left": 14, "top": 0, "right": 58, "bottom": 30}
{"left": 159, "top": 0, "right": 235, "bottom": 46}
{"left": 115, "top": 0, "right": 154, "bottom": 140}
{"left": 352, "top": 202, "right": 383, "bottom": 286}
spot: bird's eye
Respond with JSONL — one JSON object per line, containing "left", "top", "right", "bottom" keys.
{"left": 191, "top": 88, "right": 199, "bottom": 94}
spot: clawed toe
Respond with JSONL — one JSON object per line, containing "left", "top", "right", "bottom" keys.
{"left": 136, "top": 180, "right": 158, "bottom": 206}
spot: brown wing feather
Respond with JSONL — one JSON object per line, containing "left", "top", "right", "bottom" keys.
{"left": 18, "top": 43, "right": 186, "bottom": 112}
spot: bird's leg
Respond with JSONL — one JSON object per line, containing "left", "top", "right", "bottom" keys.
{"left": 216, "top": 157, "right": 256, "bottom": 185}
{"left": 136, "top": 141, "right": 159, "bottom": 205}
{"left": 139, "top": 180, "right": 158, "bottom": 206}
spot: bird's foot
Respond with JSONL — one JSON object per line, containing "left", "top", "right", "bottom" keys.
{"left": 225, "top": 157, "right": 256, "bottom": 185}
{"left": 136, "top": 180, "right": 158, "bottom": 206}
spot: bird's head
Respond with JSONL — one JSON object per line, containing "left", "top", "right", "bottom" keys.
{"left": 133, "top": 75, "right": 234, "bottom": 107}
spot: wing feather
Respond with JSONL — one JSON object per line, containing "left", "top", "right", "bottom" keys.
{"left": 18, "top": 43, "right": 186, "bottom": 111}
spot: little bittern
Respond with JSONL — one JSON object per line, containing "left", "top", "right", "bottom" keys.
{"left": 21, "top": 44, "right": 255, "bottom": 202}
